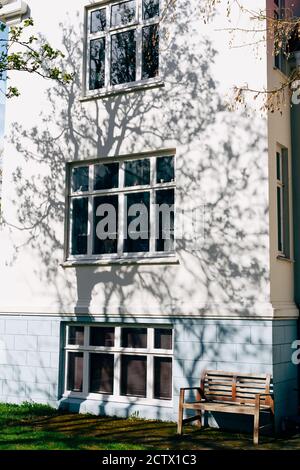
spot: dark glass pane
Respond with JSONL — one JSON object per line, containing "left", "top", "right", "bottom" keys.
{"left": 154, "top": 329, "right": 172, "bottom": 350}
{"left": 89, "top": 38, "right": 105, "bottom": 90}
{"left": 142, "top": 24, "right": 159, "bottom": 79}
{"left": 124, "top": 159, "right": 150, "bottom": 187}
{"left": 143, "top": 0, "right": 159, "bottom": 19}
{"left": 274, "top": 52, "right": 280, "bottom": 69}
{"left": 71, "top": 166, "right": 89, "bottom": 193}
{"left": 91, "top": 8, "right": 106, "bottom": 33}
{"left": 111, "top": 30, "right": 136, "bottom": 85}
{"left": 90, "top": 327, "right": 115, "bottom": 347}
{"left": 155, "top": 189, "right": 174, "bottom": 252}
{"left": 94, "top": 163, "right": 119, "bottom": 190}
{"left": 111, "top": 0, "right": 135, "bottom": 27}
{"left": 276, "top": 152, "right": 281, "bottom": 181}
{"left": 121, "top": 328, "right": 147, "bottom": 348}
{"left": 67, "top": 352, "right": 83, "bottom": 392}
{"left": 71, "top": 197, "right": 88, "bottom": 255}
{"left": 156, "top": 156, "right": 174, "bottom": 183}
{"left": 154, "top": 357, "right": 172, "bottom": 399}
{"left": 89, "top": 353, "right": 114, "bottom": 394}
{"left": 121, "top": 355, "right": 147, "bottom": 397}
{"left": 68, "top": 326, "right": 84, "bottom": 346}
{"left": 93, "top": 195, "right": 118, "bottom": 254}
{"left": 277, "top": 186, "right": 283, "bottom": 252}
{"left": 124, "top": 191, "right": 150, "bottom": 253}
{"left": 282, "top": 150, "right": 290, "bottom": 258}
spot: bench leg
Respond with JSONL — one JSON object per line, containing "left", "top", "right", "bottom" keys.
{"left": 195, "top": 411, "right": 202, "bottom": 429}
{"left": 177, "top": 390, "right": 184, "bottom": 435}
{"left": 253, "top": 410, "right": 260, "bottom": 445}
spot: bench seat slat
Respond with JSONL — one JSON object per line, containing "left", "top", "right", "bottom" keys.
{"left": 182, "top": 402, "right": 271, "bottom": 414}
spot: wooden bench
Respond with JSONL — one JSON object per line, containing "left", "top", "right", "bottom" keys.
{"left": 177, "top": 370, "right": 274, "bottom": 445}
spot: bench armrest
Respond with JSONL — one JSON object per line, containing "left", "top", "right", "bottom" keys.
{"left": 179, "top": 387, "right": 205, "bottom": 403}
{"left": 256, "top": 393, "right": 273, "bottom": 397}
{"left": 180, "top": 387, "right": 201, "bottom": 391}
{"left": 255, "top": 393, "right": 274, "bottom": 400}
{"left": 255, "top": 393, "right": 274, "bottom": 412}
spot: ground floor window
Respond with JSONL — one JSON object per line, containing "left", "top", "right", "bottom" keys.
{"left": 64, "top": 325, "right": 173, "bottom": 401}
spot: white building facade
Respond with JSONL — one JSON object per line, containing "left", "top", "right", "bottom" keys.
{"left": 0, "top": 0, "right": 298, "bottom": 429}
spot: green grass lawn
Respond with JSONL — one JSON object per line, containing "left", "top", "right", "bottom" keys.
{"left": 0, "top": 402, "right": 300, "bottom": 450}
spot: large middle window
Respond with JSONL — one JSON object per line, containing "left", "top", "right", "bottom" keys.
{"left": 68, "top": 154, "right": 175, "bottom": 260}
{"left": 87, "top": 0, "right": 160, "bottom": 93}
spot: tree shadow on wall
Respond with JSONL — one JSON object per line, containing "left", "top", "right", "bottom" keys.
{"left": 3, "top": 3, "right": 272, "bottom": 424}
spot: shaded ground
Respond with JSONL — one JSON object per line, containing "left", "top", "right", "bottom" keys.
{"left": 0, "top": 403, "right": 300, "bottom": 450}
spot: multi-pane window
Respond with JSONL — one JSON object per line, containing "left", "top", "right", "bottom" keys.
{"left": 68, "top": 154, "right": 175, "bottom": 260}
{"left": 86, "top": 0, "right": 160, "bottom": 93}
{"left": 64, "top": 325, "right": 173, "bottom": 401}
{"left": 276, "top": 148, "right": 290, "bottom": 258}
{"left": 274, "top": 0, "right": 288, "bottom": 74}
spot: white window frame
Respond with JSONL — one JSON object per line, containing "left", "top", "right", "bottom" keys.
{"left": 276, "top": 151, "right": 284, "bottom": 255}
{"left": 63, "top": 324, "right": 173, "bottom": 407}
{"left": 66, "top": 151, "right": 176, "bottom": 262}
{"left": 276, "top": 147, "right": 290, "bottom": 258}
{"left": 84, "top": 0, "right": 161, "bottom": 97}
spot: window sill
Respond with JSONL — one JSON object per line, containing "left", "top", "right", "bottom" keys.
{"left": 272, "top": 66, "right": 288, "bottom": 78}
{"left": 61, "top": 254, "right": 179, "bottom": 268}
{"left": 80, "top": 78, "right": 165, "bottom": 102}
{"left": 277, "top": 255, "right": 294, "bottom": 263}
{"left": 62, "top": 392, "right": 173, "bottom": 408}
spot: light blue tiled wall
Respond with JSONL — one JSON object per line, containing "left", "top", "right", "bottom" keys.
{"left": 0, "top": 315, "right": 298, "bottom": 430}
{"left": 0, "top": 317, "right": 61, "bottom": 406}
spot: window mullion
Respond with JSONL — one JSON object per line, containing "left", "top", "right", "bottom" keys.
{"left": 68, "top": 196, "right": 73, "bottom": 258}
{"left": 147, "top": 355, "right": 154, "bottom": 399}
{"left": 147, "top": 328, "right": 154, "bottom": 399}
{"left": 83, "top": 351, "right": 89, "bottom": 396}
{"left": 64, "top": 350, "right": 69, "bottom": 393}
{"left": 86, "top": 39, "right": 91, "bottom": 94}
{"left": 118, "top": 162, "right": 125, "bottom": 255}
{"left": 87, "top": 165, "right": 94, "bottom": 256}
{"left": 148, "top": 327, "right": 154, "bottom": 351}
{"left": 136, "top": 22, "right": 142, "bottom": 81}
{"left": 114, "top": 327, "right": 121, "bottom": 396}
{"left": 150, "top": 158, "right": 156, "bottom": 253}
{"left": 85, "top": 326, "right": 90, "bottom": 348}
{"left": 114, "top": 352, "right": 121, "bottom": 396}
{"left": 106, "top": 34, "right": 111, "bottom": 88}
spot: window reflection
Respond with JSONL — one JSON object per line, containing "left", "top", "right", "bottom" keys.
{"left": 142, "top": 25, "right": 159, "bottom": 79}
{"left": 111, "top": 0, "right": 136, "bottom": 27}
{"left": 111, "top": 30, "right": 136, "bottom": 85}
{"left": 89, "top": 38, "right": 106, "bottom": 90}
{"left": 91, "top": 9, "right": 106, "bottom": 33}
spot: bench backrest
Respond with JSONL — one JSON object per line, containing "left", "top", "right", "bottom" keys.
{"left": 201, "top": 370, "right": 272, "bottom": 406}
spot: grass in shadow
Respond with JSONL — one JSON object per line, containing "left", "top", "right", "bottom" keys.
{"left": 0, "top": 403, "right": 300, "bottom": 450}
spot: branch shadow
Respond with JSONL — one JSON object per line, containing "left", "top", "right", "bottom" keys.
{"left": 1, "top": 3, "right": 273, "bottom": 430}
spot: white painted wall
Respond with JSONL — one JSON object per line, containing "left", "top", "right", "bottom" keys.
{"left": 0, "top": 0, "right": 295, "bottom": 319}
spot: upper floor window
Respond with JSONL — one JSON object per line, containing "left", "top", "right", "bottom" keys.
{"left": 86, "top": 0, "right": 160, "bottom": 95}
{"left": 273, "top": 0, "right": 288, "bottom": 75}
{"left": 67, "top": 153, "right": 175, "bottom": 261}
{"left": 276, "top": 147, "right": 290, "bottom": 259}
